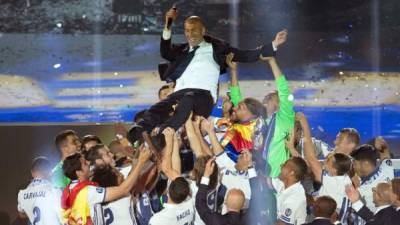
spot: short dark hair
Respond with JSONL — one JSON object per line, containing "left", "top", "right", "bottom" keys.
{"left": 63, "top": 153, "right": 83, "bottom": 180}
{"left": 85, "top": 144, "right": 106, "bottom": 165}
{"left": 150, "top": 133, "right": 166, "bottom": 152}
{"left": 243, "top": 97, "right": 266, "bottom": 118}
{"left": 81, "top": 135, "right": 102, "bottom": 150}
{"left": 55, "top": 130, "right": 77, "bottom": 150}
{"left": 340, "top": 128, "right": 360, "bottom": 146}
{"left": 313, "top": 196, "right": 337, "bottom": 218}
{"left": 290, "top": 157, "right": 308, "bottom": 181}
{"left": 351, "top": 144, "right": 378, "bottom": 166}
{"left": 169, "top": 177, "right": 190, "bottom": 204}
{"left": 158, "top": 85, "right": 170, "bottom": 98}
{"left": 332, "top": 153, "right": 352, "bottom": 175}
{"left": 92, "top": 165, "right": 119, "bottom": 187}
{"left": 31, "top": 157, "right": 51, "bottom": 173}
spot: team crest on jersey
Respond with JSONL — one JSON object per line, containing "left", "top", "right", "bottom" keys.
{"left": 96, "top": 187, "right": 104, "bottom": 193}
{"left": 386, "top": 159, "right": 392, "bottom": 166}
{"left": 285, "top": 208, "right": 292, "bottom": 216}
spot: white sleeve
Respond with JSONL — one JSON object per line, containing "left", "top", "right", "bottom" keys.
{"left": 162, "top": 29, "right": 171, "bottom": 40}
{"left": 87, "top": 186, "right": 106, "bottom": 205}
{"left": 271, "top": 178, "right": 284, "bottom": 192}
{"left": 381, "top": 159, "right": 394, "bottom": 179}
{"left": 215, "top": 152, "right": 236, "bottom": 171}
{"left": 17, "top": 191, "right": 24, "bottom": 213}
{"left": 148, "top": 214, "right": 163, "bottom": 225}
{"left": 278, "top": 198, "right": 305, "bottom": 225}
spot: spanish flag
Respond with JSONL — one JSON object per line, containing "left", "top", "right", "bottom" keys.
{"left": 220, "top": 119, "right": 257, "bottom": 162}
{"left": 61, "top": 181, "right": 98, "bottom": 225}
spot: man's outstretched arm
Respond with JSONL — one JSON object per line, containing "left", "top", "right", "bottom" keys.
{"left": 229, "top": 29, "right": 288, "bottom": 63}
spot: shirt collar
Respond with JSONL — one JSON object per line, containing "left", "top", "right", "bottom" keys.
{"left": 282, "top": 181, "right": 302, "bottom": 194}
{"left": 189, "top": 40, "right": 206, "bottom": 51}
{"left": 31, "top": 178, "right": 47, "bottom": 185}
{"left": 314, "top": 217, "right": 331, "bottom": 220}
{"left": 163, "top": 198, "right": 191, "bottom": 209}
{"left": 374, "top": 205, "right": 391, "bottom": 215}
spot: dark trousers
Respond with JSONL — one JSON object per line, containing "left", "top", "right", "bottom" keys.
{"left": 138, "top": 88, "right": 214, "bottom": 133}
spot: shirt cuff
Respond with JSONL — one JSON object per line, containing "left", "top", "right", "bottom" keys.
{"left": 163, "top": 29, "right": 171, "bottom": 40}
{"left": 272, "top": 42, "right": 278, "bottom": 51}
{"left": 352, "top": 200, "right": 364, "bottom": 212}
{"left": 248, "top": 167, "right": 257, "bottom": 179}
{"left": 201, "top": 176, "right": 210, "bottom": 185}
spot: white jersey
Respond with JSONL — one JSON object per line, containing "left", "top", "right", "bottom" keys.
{"left": 93, "top": 195, "right": 136, "bottom": 225}
{"left": 318, "top": 171, "right": 352, "bottom": 223}
{"left": 358, "top": 158, "right": 394, "bottom": 213}
{"left": 17, "top": 178, "right": 62, "bottom": 225}
{"left": 67, "top": 180, "right": 107, "bottom": 224}
{"left": 215, "top": 152, "right": 251, "bottom": 213}
{"left": 148, "top": 199, "right": 195, "bottom": 225}
{"left": 272, "top": 179, "right": 307, "bottom": 225}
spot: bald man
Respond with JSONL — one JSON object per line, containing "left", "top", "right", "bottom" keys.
{"left": 346, "top": 183, "right": 397, "bottom": 225}
{"left": 129, "top": 8, "right": 288, "bottom": 146}
{"left": 195, "top": 159, "right": 247, "bottom": 225}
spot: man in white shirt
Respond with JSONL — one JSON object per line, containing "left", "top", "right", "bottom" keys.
{"left": 128, "top": 8, "right": 288, "bottom": 147}
{"left": 17, "top": 157, "right": 62, "bottom": 225}
{"left": 148, "top": 177, "right": 195, "bottom": 225}
{"left": 298, "top": 112, "right": 353, "bottom": 223}
{"left": 271, "top": 157, "right": 308, "bottom": 225}
{"left": 351, "top": 145, "right": 394, "bottom": 213}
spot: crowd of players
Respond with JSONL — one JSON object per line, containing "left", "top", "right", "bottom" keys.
{"left": 16, "top": 9, "right": 400, "bottom": 225}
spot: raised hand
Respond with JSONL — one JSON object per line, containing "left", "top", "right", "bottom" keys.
{"left": 165, "top": 7, "right": 178, "bottom": 28}
{"left": 226, "top": 53, "right": 237, "bottom": 70}
{"left": 295, "top": 112, "right": 307, "bottom": 123}
{"left": 345, "top": 184, "right": 360, "bottom": 203}
{"left": 204, "top": 158, "right": 216, "bottom": 177}
{"left": 138, "top": 145, "right": 152, "bottom": 164}
{"left": 162, "top": 127, "right": 175, "bottom": 145}
{"left": 200, "top": 118, "right": 214, "bottom": 134}
{"left": 272, "top": 29, "right": 288, "bottom": 48}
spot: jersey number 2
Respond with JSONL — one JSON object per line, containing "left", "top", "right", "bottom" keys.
{"left": 104, "top": 208, "right": 114, "bottom": 225}
{"left": 32, "top": 207, "right": 41, "bottom": 225}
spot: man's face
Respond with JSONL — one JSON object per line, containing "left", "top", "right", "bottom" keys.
{"left": 110, "top": 143, "right": 127, "bottom": 161}
{"left": 64, "top": 135, "right": 81, "bottom": 155}
{"left": 324, "top": 155, "right": 336, "bottom": 176}
{"left": 233, "top": 102, "right": 253, "bottom": 122}
{"left": 184, "top": 22, "right": 205, "bottom": 47}
{"left": 262, "top": 94, "right": 279, "bottom": 117}
{"left": 98, "top": 147, "right": 116, "bottom": 167}
{"left": 334, "top": 132, "right": 354, "bottom": 154}
{"left": 279, "top": 160, "right": 292, "bottom": 181}
{"left": 79, "top": 156, "right": 91, "bottom": 180}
